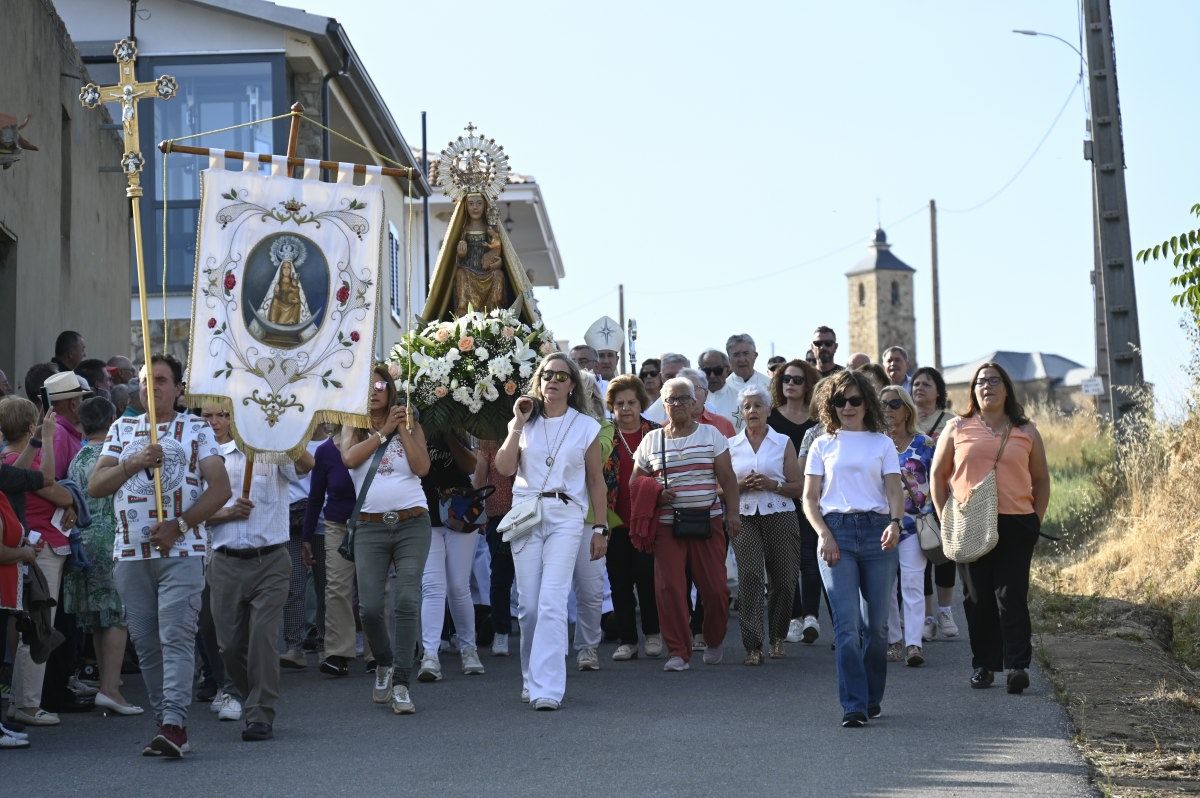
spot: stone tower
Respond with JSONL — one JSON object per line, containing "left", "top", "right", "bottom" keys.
{"left": 846, "top": 228, "right": 917, "bottom": 364}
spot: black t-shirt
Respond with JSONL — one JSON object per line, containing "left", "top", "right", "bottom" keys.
{"left": 421, "top": 436, "right": 472, "bottom": 526}
{"left": 767, "top": 408, "right": 817, "bottom": 452}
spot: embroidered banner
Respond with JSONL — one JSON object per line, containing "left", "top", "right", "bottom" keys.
{"left": 185, "top": 155, "right": 383, "bottom": 458}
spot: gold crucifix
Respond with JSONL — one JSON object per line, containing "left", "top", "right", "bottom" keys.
{"left": 78, "top": 37, "right": 178, "bottom": 522}
{"left": 79, "top": 38, "right": 178, "bottom": 197}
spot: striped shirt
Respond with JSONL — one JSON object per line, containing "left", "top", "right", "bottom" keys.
{"left": 634, "top": 424, "right": 729, "bottom": 524}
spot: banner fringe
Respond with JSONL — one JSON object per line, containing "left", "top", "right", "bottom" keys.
{"left": 185, "top": 393, "right": 370, "bottom": 461}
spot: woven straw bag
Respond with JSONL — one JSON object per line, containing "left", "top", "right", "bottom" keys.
{"left": 941, "top": 424, "right": 1011, "bottom": 563}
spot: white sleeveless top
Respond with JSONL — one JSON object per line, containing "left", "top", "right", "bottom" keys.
{"left": 512, "top": 408, "right": 601, "bottom": 511}
{"left": 351, "top": 435, "right": 428, "bottom": 513}
{"left": 728, "top": 427, "right": 795, "bottom": 515}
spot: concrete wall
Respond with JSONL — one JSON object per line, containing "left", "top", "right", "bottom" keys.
{"left": 0, "top": 0, "right": 130, "bottom": 396}
{"left": 847, "top": 271, "right": 917, "bottom": 363}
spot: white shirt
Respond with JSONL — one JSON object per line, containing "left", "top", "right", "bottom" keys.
{"left": 706, "top": 383, "right": 742, "bottom": 429}
{"left": 350, "top": 435, "right": 427, "bottom": 514}
{"left": 211, "top": 441, "right": 297, "bottom": 550}
{"left": 728, "top": 427, "right": 795, "bottom": 515}
{"left": 287, "top": 440, "right": 323, "bottom": 504}
{"left": 513, "top": 408, "right": 601, "bottom": 511}
{"left": 105, "top": 412, "right": 223, "bottom": 561}
{"left": 804, "top": 430, "right": 899, "bottom": 516}
{"left": 723, "top": 371, "right": 770, "bottom": 431}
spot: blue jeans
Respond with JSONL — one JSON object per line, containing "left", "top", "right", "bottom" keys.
{"left": 817, "top": 512, "right": 899, "bottom": 716}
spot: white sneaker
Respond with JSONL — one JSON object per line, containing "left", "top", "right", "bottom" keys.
{"left": 785, "top": 618, "right": 804, "bottom": 643}
{"left": 644, "top": 634, "right": 663, "bottom": 658}
{"left": 0, "top": 724, "right": 28, "bottom": 740}
{"left": 576, "top": 647, "right": 600, "bottom": 671}
{"left": 531, "top": 698, "right": 560, "bottom": 711}
{"left": 390, "top": 684, "right": 415, "bottom": 715}
{"left": 208, "top": 691, "right": 227, "bottom": 714}
{"left": 702, "top": 645, "right": 724, "bottom": 665}
{"left": 461, "top": 646, "right": 485, "bottom": 675}
{"left": 922, "top": 616, "right": 937, "bottom": 642}
{"left": 372, "top": 665, "right": 394, "bottom": 703}
{"left": 663, "top": 656, "right": 690, "bottom": 672}
{"left": 937, "top": 608, "right": 960, "bottom": 638}
{"left": 611, "top": 644, "right": 638, "bottom": 661}
{"left": 801, "top": 615, "right": 820, "bottom": 644}
{"left": 520, "top": 687, "right": 530, "bottom": 703}
{"left": 0, "top": 731, "right": 30, "bottom": 749}
{"left": 491, "top": 635, "right": 509, "bottom": 657}
{"left": 69, "top": 674, "right": 99, "bottom": 697}
{"left": 417, "top": 654, "right": 443, "bottom": 682}
{"left": 218, "top": 696, "right": 243, "bottom": 721}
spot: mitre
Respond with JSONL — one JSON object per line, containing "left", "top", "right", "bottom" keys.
{"left": 584, "top": 316, "right": 623, "bottom": 354}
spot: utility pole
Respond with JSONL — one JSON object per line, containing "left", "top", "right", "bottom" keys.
{"left": 929, "top": 199, "right": 942, "bottom": 370}
{"left": 1083, "top": 0, "right": 1144, "bottom": 426}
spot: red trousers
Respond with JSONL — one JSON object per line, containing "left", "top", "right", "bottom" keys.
{"left": 653, "top": 518, "right": 729, "bottom": 661}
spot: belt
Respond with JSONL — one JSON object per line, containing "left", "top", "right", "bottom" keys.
{"left": 539, "top": 492, "right": 570, "bottom": 504}
{"left": 358, "top": 507, "right": 427, "bottom": 525}
{"left": 216, "top": 543, "right": 285, "bottom": 559}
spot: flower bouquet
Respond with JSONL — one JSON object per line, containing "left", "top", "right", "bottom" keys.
{"left": 388, "top": 308, "right": 557, "bottom": 440}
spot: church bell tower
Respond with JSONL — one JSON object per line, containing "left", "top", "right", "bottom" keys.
{"left": 846, "top": 228, "right": 917, "bottom": 364}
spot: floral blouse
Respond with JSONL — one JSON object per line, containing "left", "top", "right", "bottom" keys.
{"left": 897, "top": 433, "right": 936, "bottom": 541}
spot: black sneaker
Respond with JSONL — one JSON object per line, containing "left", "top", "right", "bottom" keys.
{"left": 241, "top": 722, "right": 273, "bottom": 742}
{"left": 364, "top": 658, "right": 377, "bottom": 674}
{"left": 841, "top": 712, "right": 868, "bottom": 728}
{"left": 867, "top": 705, "right": 882, "bottom": 719}
{"left": 1006, "top": 669, "right": 1030, "bottom": 694}
{"left": 319, "top": 655, "right": 350, "bottom": 677}
{"left": 970, "top": 667, "right": 995, "bottom": 689}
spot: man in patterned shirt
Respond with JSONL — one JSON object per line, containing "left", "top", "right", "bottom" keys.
{"left": 88, "top": 354, "right": 231, "bottom": 758}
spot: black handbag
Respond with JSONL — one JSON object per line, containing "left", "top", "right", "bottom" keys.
{"left": 660, "top": 428, "right": 712, "bottom": 540}
{"left": 339, "top": 431, "right": 394, "bottom": 562}
{"left": 445, "top": 485, "right": 496, "bottom": 534}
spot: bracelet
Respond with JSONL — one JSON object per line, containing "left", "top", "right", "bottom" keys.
{"left": 29, "top": 437, "right": 42, "bottom": 449}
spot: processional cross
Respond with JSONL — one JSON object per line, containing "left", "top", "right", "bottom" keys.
{"left": 79, "top": 38, "right": 178, "bottom": 520}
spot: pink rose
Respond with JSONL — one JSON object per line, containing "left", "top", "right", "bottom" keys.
{"left": 501, "top": 326, "right": 516, "bottom": 339}
{"left": 459, "top": 336, "right": 475, "bottom": 352}
{"left": 387, "top": 363, "right": 402, "bottom": 380}
{"left": 434, "top": 385, "right": 448, "bottom": 398}
{"left": 434, "top": 328, "right": 451, "bottom": 343}
{"left": 539, "top": 342, "right": 554, "bottom": 355}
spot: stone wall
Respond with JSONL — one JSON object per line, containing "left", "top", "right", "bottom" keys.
{"left": 847, "top": 271, "right": 917, "bottom": 363}
{"left": 0, "top": 0, "right": 130, "bottom": 394}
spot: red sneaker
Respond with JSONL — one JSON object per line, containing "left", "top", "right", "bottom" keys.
{"left": 149, "top": 724, "right": 189, "bottom": 758}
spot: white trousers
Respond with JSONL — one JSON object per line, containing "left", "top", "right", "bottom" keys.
{"left": 514, "top": 502, "right": 584, "bottom": 703}
{"left": 888, "top": 534, "right": 928, "bottom": 647}
{"left": 421, "top": 525, "right": 477, "bottom": 653}
{"left": 570, "top": 524, "right": 606, "bottom": 651}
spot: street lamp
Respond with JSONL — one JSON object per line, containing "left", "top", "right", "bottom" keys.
{"left": 1012, "top": 29, "right": 1083, "bottom": 60}
{"left": 1012, "top": 28, "right": 1090, "bottom": 159}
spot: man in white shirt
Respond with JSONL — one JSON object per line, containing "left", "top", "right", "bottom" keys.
{"left": 882, "top": 346, "right": 912, "bottom": 392}
{"left": 202, "top": 403, "right": 313, "bottom": 743}
{"left": 699, "top": 349, "right": 739, "bottom": 428}
{"left": 644, "top": 353, "right": 702, "bottom": 424}
{"left": 722, "top": 335, "right": 771, "bottom": 430}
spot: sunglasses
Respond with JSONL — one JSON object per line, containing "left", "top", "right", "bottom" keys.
{"left": 701, "top": 366, "right": 726, "bottom": 376}
{"left": 831, "top": 395, "right": 864, "bottom": 409}
{"left": 780, "top": 375, "right": 805, "bottom": 386}
{"left": 882, "top": 398, "right": 905, "bottom": 410}
{"left": 639, "top": 370, "right": 659, "bottom": 379}
{"left": 974, "top": 376, "right": 1003, "bottom": 387}
{"left": 372, "top": 380, "right": 388, "bottom": 391}
{"left": 540, "top": 370, "right": 571, "bottom": 383}
{"left": 812, "top": 340, "right": 836, "bottom": 349}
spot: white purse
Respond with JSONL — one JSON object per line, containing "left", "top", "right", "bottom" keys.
{"left": 499, "top": 496, "right": 542, "bottom": 544}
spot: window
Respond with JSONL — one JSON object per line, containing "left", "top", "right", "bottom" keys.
{"left": 858, "top": 283, "right": 866, "bottom": 306}
{"left": 891, "top": 280, "right": 900, "bottom": 306}
{"left": 389, "top": 222, "right": 403, "bottom": 322}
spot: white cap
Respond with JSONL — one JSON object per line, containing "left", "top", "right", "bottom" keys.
{"left": 583, "top": 316, "right": 622, "bottom": 354}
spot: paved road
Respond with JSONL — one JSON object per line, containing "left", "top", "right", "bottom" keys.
{"left": 6, "top": 604, "right": 1093, "bottom": 797}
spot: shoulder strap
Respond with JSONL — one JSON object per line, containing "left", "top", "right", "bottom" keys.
{"left": 992, "top": 424, "right": 1013, "bottom": 470}
{"left": 658, "top": 428, "right": 668, "bottom": 490}
{"left": 349, "top": 432, "right": 394, "bottom": 530}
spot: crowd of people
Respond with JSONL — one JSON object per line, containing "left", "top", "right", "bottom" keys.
{"left": 0, "top": 323, "right": 1051, "bottom": 752}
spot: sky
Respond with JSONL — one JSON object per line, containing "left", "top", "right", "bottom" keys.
{"left": 301, "top": 0, "right": 1198, "bottom": 408}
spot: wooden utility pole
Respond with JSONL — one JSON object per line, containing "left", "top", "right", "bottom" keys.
{"left": 929, "top": 199, "right": 942, "bottom": 370}
{"left": 1083, "top": 0, "right": 1144, "bottom": 425}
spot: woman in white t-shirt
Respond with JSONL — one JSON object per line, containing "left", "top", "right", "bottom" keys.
{"left": 340, "top": 366, "right": 431, "bottom": 716}
{"left": 802, "top": 369, "right": 904, "bottom": 728}
{"left": 494, "top": 353, "right": 607, "bottom": 711}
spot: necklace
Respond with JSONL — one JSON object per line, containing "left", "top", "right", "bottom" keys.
{"left": 616, "top": 425, "right": 640, "bottom": 458}
{"left": 541, "top": 411, "right": 575, "bottom": 467}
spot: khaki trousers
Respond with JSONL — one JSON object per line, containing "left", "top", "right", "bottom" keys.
{"left": 11, "top": 547, "right": 66, "bottom": 710}
{"left": 207, "top": 547, "right": 289, "bottom": 725}
{"left": 322, "top": 522, "right": 360, "bottom": 659}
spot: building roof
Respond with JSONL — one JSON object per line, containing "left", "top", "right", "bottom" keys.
{"left": 177, "top": 0, "right": 431, "bottom": 196}
{"left": 942, "top": 351, "right": 1089, "bottom": 387}
{"left": 845, "top": 227, "right": 916, "bottom": 276}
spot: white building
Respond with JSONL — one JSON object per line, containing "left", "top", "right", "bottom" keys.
{"left": 54, "top": 0, "right": 431, "bottom": 363}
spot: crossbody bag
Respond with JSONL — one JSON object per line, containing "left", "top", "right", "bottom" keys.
{"left": 899, "top": 472, "right": 948, "bottom": 565}
{"left": 660, "top": 427, "right": 712, "bottom": 539}
{"left": 499, "top": 413, "right": 577, "bottom": 544}
{"left": 941, "top": 423, "right": 1011, "bottom": 563}
{"left": 338, "top": 431, "right": 395, "bottom": 563}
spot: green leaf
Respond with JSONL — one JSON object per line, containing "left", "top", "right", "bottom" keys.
{"left": 1170, "top": 236, "right": 1179, "bottom": 255}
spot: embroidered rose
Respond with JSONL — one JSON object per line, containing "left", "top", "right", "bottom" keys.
{"left": 504, "top": 381, "right": 518, "bottom": 396}
{"left": 207, "top": 317, "right": 217, "bottom": 329}
{"left": 223, "top": 272, "right": 236, "bottom": 292}
{"left": 349, "top": 331, "right": 361, "bottom": 343}
{"left": 336, "top": 283, "right": 350, "bottom": 304}
{"left": 459, "top": 336, "right": 475, "bottom": 352}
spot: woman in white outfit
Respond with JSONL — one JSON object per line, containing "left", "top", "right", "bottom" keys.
{"left": 495, "top": 353, "right": 608, "bottom": 711}
{"left": 570, "top": 372, "right": 611, "bottom": 672}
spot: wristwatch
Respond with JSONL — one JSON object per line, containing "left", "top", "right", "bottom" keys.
{"left": 591, "top": 524, "right": 610, "bottom": 538}
{"left": 375, "top": 430, "right": 387, "bottom": 446}
{"left": 177, "top": 516, "right": 190, "bottom": 539}
{"left": 890, "top": 517, "right": 902, "bottom": 525}
{"left": 29, "top": 437, "right": 42, "bottom": 449}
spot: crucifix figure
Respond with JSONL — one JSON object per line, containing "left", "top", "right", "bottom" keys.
{"left": 79, "top": 38, "right": 178, "bottom": 191}
{"left": 78, "top": 37, "right": 178, "bottom": 520}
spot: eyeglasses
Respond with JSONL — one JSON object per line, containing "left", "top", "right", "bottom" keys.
{"left": 831, "top": 395, "right": 864, "bottom": 409}
{"left": 701, "top": 366, "right": 726, "bottom": 377}
{"left": 780, "top": 375, "right": 805, "bottom": 386}
{"left": 882, "top": 398, "right": 905, "bottom": 410}
{"left": 974, "top": 376, "right": 1003, "bottom": 387}
{"left": 639, "top": 370, "right": 659, "bottom": 380}
{"left": 372, "top": 380, "right": 389, "bottom": 391}
{"left": 663, "top": 396, "right": 694, "bottom": 406}
{"left": 540, "top": 371, "right": 571, "bottom": 383}
{"left": 812, "top": 340, "right": 836, "bottom": 349}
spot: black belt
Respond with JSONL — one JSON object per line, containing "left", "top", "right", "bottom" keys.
{"left": 539, "top": 491, "right": 570, "bottom": 504}
{"left": 216, "top": 543, "right": 285, "bottom": 559}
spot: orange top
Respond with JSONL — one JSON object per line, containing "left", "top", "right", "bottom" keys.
{"left": 948, "top": 416, "right": 1035, "bottom": 515}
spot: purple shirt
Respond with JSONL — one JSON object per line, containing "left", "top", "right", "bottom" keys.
{"left": 302, "top": 438, "right": 355, "bottom": 540}
{"left": 53, "top": 414, "right": 84, "bottom": 481}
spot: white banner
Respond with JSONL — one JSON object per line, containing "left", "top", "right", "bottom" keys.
{"left": 185, "top": 157, "right": 384, "bottom": 458}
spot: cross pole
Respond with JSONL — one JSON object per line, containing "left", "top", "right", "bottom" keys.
{"left": 79, "top": 38, "right": 178, "bottom": 522}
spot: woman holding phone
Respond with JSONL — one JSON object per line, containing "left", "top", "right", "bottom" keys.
{"left": 494, "top": 353, "right": 607, "bottom": 711}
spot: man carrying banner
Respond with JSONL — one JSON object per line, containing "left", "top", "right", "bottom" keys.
{"left": 88, "top": 354, "right": 231, "bottom": 758}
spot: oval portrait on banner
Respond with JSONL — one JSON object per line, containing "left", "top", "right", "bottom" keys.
{"left": 242, "top": 233, "right": 329, "bottom": 348}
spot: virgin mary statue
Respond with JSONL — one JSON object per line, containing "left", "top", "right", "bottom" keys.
{"left": 421, "top": 125, "right": 538, "bottom": 325}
